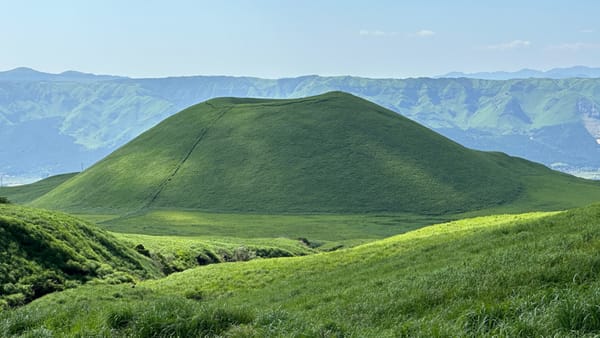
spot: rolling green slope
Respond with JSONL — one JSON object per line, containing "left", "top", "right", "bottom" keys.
{"left": 6, "top": 205, "right": 600, "bottom": 336}
{"left": 0, "top": 173, "right": 77, "bottom": 204}
{"left": 33, "top": 91, "right": 598, "bottom": 215}
{"left": 0, "top": 204, "right": 160, "bottom": 307}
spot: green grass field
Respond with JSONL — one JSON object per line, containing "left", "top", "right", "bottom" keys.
{"left": 5, "top": 204, "right": 600, "bottom": 336}
{"left": 100, "top": 209, "right": 447, "bottom": 241}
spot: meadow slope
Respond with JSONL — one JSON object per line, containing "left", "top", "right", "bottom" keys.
{"left": 4, "top": 205, "right": 600, "bottom": 336}
{"left": 0, "top": 204, "right": 160, "bottom": 307}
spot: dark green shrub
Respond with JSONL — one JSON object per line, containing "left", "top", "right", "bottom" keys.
{"left": 134, "top": 244, "right": 151, "bottom": 257}
{"left": 0, "top": 197, "right": 10, "bottom": 204}
{"left": 255, "top": 247, "right": 293, "bottom": 258}
{"left": 23, "top": 271, "right": 65, "bottom": 299}
{"left": 196, "top": 251, "right": 218, "bottom": 266}
{"left": 5, "top": 293, "right": 26, "bottom": 307}
{"left": 298, "top": 237, "right": 322, "bottom": 249}
{"left": 298, "top": 237, "right": 310, "bottom": 246}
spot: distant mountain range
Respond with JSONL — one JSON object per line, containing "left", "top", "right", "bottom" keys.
{"left": 2, "top": 67, "right": 600, "bottom": 182}
{"left": 438, "top": 66, "right": 600, "bottom": 80}
{"left": 0, "top": 67, "right": 124, "bottom": 82}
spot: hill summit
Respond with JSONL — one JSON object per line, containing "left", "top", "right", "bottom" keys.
{"left": 32, "top": 92, "right": 591, "bottom": 214}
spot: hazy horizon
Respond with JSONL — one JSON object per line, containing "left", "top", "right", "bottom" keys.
{"left": 3, "top": 64, "right": 600, "bottom": 80}
{"left": 2, "top": 0, "right": 600, "bottom": 79}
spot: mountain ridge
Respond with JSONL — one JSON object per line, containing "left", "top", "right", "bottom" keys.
{"left": 438, "top": 65, "right": 600, "bottom": 80}
{"left": 0, "top": 67, "right": 126, "bottom": 82}
{"left": 3, "top": 71, "right": 600, "bottom": 180}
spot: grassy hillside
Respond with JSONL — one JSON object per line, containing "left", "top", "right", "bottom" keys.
{"left": 0, "top": 204, "right": 160, "bottom": 308}
{"left": 6, "top": 205, "right": 600, "bottom": 336}
{"left": 6, "top": 75, "right": 600, "bottom": 179}
{"left": 0, "top": 173, "right": 77, "bottom": 204}
{"left": 32, "top": 91, "right": 600, "bottom": 215}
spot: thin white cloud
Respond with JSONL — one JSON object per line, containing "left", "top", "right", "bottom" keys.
{"left": 358, "top": 29, "right": 398, "bottom": 37}
{"left": 547, "top": 42, "right": 600, "bottom": 51}
{"left": 580, "top": 28, "right": 595, "bottom": 33}
{"left": 414, "top": 29, "right": 435, "bottom": 37}
{"left": 486, "top": 40, "right": 531, "bottom": 50}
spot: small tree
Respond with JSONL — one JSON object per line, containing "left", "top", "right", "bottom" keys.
{"left": 0, "top": 197, "right": 10, "bottom": 204}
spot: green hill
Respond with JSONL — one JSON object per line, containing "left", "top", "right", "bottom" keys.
{"left": 6, "top": 74, "right": 600, "bottom": 180}
{"left": 0, "top": 173, "right": 77, "bottom": 204}
{"left": 5, "top": 205, "right": 600, "bottom": 336}
{"left": 32, "top": 92, "right": 600, "bottom": 214}
{"left": 0, "top": 204, "right": 160, "bottom": 308}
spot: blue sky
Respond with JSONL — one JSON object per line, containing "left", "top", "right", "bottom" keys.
{"left": 1, "top": 0, "right": 599, "bottom": 78}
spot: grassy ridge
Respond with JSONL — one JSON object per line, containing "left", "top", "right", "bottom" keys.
{"left": 33, "top": 92, "right": 600, "bottom": 215}
{"left": 5, "top": 205, "right": 600, "bottom": 336}
{"left": 0, "top": 173, "right": 77, "bottom": 204}
{"left": 0, "top": 204, "right": 160, "bottom": 308}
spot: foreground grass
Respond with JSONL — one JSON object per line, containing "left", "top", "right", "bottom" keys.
{"left": 0, "top": 203, "right": 328, "bottom": 310}
{"left": 6, "top": 205, "right": 600, "bottom": 336}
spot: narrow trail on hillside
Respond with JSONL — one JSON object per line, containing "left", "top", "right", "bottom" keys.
{"left": 143, "top": 102, "right": 232, "bottom": 209}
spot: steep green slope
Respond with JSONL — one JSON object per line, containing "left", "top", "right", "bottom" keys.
{"left": 0, "top": 204, "right": 160, "bottom": 307}
{"left": 0, "top": 173, "right": 77, "bottom": 204}
{"left": 6, "top": 205, "right": 600, "bottom": 336}
{"left": 31, "top": 91, "right": 563, "bottom": 214}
